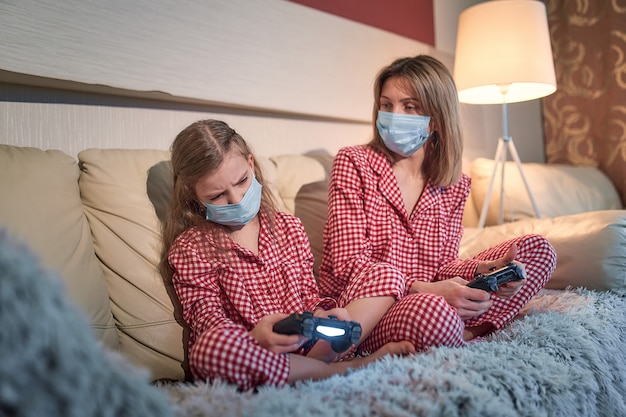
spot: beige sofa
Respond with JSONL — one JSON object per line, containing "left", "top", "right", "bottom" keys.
{"left": 0, "top": 144, "right": 624, "bottom": 383}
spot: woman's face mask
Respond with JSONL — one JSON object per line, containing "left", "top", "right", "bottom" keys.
{"left": 376, "top": 111, "right": 431, "bottom": 157}
{"left": 203, "top": 175, "right": 262, "bottom": 227}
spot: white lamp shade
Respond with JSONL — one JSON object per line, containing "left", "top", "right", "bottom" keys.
{"left": 453, "top": 0, "right": 557, "bottom": 104}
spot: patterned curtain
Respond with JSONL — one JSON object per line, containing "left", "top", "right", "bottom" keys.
{"left": 542, "top": 0, "right": 626, "bottom": 206}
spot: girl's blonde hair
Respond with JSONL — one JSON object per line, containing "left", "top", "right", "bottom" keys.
{"left": 368, "top": 55, "right": 463, "bottom": 186}
{"left": 159, "top": 119, "right": 277, "bottom": 281}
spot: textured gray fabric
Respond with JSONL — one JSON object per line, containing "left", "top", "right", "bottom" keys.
{"left": 159, "top": 290, "right": 626, "bottom": 417}
{"left": 0, "top": 231, "right": 174, "bottom": 417}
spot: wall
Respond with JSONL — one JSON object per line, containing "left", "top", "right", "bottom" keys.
{"left": 286, "top": 0, "right": 435, "bottom": 45}
{"left": 0, "top": 81, "right": 373, "bottom": 158}
{"left": 0, "top": 0, "right": 546, "bottom": 167}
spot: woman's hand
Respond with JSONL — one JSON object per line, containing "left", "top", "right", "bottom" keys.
{"left": 412, "top": 278, "right": 493, "bottom": 320}
{"left": 249, "top": 313, "right": 308, "bottom": 354}
{"left": 494, "top": 261, "right": 527, "bottom": 299}
{"left": 474, "top": 243, "right": 517, "bottom": 276}
{"left": 474, "top": 244, "right": 527, "bottom": 299}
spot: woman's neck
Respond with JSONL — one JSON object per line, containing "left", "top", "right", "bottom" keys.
{"left": 392, "top": 148, "right": 425, "bottom": 179}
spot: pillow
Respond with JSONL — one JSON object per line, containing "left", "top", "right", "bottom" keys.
{"left": 147, "top": 160, "right": 174, "bottom": 223}
{"left": 0, "top": 145, "right": 118, "bottom": 349}
{"left": 294, "top": 180, "right": 330, "bottom": 277}
{"left": 459, "top": 210, "right": 626, "bottom": 293}
{"left": 79, "top": 148, "right": 186, "bottom": 381}
{"left": 270, "top": 154, "right": 330, "bottom": 215}
{"left": 272, "top": 152, "right": 334, "bottom": 276}
{"left": 470, "top": 158, "right": 622, "bottom": 226}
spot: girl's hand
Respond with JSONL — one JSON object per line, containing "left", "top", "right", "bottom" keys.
{"left": 249, "top": 313, "right": 308, "bottom": 354}
{"left": 312, "top": 307, "right": 357, "bottom": 359}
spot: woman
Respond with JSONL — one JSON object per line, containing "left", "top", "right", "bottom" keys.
{"left": 160, "top": 119, "right": 413, "bottom": 391}
{"left": 318, "top": 55, "right": 557, "bottom": 354}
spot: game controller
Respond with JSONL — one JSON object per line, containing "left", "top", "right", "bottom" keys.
{"left": 467, "top": 262, "right": 525, "bottom": 292}
{"left": 273, "top": 311, "right": 362, "bottom": 353}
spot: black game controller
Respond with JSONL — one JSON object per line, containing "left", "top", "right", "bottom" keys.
{"left": 273, "top": 311, "right": 362, "bottom": 353}
{"left": 467, "top": 262, "right": 525, "bottom": 292}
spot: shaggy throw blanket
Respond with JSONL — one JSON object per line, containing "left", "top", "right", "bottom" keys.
{"left": 2, "top": 230, "right": 623, "bottom": 417}
{"left": 159, "top": 289, "right": 626, "bottom": 417}
{"left": 0, "top": 231, "right": 174, "bottom": 417}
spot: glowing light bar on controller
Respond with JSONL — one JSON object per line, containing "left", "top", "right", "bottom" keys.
{"left": 316, "top": 326, "right": 346, "bottom": 337}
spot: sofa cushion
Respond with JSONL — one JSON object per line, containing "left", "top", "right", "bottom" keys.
{"left": 78, "top": 148, "right": 186, "bottom": 381}
{"left": 146, "top": 160, "right": 174, "bottom": 223}
{"left": 470, "top": 158, "right": 622, "bottom": 226}
{"left": 459, "top": 210, "right": 626, "bottom": 293}
{"left": 271, "top": 153, "right": 333, "bottom": 276}
{"left": 0, "top": 145, "right": 118, "bottom": 349}
{"left": 269, "top": 154, "right": 330, "bottom": 215}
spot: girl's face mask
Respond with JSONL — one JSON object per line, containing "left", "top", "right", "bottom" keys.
{"left": 376, "top": 111, "right": 431, "bottom": 157}
{"left": 203, "top": 175, "right": 262, "bottom": 227}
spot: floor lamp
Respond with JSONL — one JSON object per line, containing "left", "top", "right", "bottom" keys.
{"left": 453, "top": 0, "right": 557, "bottom": 228}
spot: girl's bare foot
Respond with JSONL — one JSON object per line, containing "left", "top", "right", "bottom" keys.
{"left": 287, "top": 341, "right": 415, "bottom": 384}
{"left": 368, "top": 340, "right": 416, "bottom": 361}
{"left": 330, "top": 340, "right": 415, "bottom": 372}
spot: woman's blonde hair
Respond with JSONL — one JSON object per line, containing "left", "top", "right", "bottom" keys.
{"left": 368, "top": 55, "right": 463, "bottom": 186}
{"left": 159, "top": 119, "right": 277, "bottom": 281}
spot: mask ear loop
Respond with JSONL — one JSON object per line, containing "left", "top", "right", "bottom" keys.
{"left": 427, "top": 113, "right": 438, "bottom": 149}
{"left": 431, "top": 131, "right": 439, "bottom": 147}
{"left": 424, "top": 131, "right": 439, "bottom": 163}
{"left": 427, "top": 117, "right": 436, "bottom": 138}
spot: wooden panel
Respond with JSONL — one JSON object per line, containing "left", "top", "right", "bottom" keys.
{"left": 0, "top": 83, "right": 371, "bottom": 158}
{"left": 0, "top": 0, "right": 438, "bottom": 122}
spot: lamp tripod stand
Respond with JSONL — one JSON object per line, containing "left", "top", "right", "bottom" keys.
{"left": 477, "top": 99, "right": 543, "bottom": 228}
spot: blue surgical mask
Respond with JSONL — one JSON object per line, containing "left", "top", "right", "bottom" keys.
{"left": 376, "top": 111, "right": 431, "bottom": 157}
{"left": 203, "top": 175, "right": 262, "bottom": 227}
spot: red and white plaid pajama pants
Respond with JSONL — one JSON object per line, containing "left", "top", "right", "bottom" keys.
{"left": 342, "top": 234, "right": 557, "bottom": 354}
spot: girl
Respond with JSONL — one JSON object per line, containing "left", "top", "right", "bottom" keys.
{"left": 318, "top": 55, "right": 557, "bottom": 354}
{"left": 160, "top": 119, "right": 413, "bottom": 391}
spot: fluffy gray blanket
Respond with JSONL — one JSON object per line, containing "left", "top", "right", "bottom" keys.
{"left": 0, "top": 231, "right": 174, "bottom": 417}
{"left": 2, "top": 230, "right": 624, "bottom": 417}
{"left": 159, "top": 289, "right": 626, "bottom": 417}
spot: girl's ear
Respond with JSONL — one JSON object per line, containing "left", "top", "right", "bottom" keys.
{"left": 248, "top": 154, "right": 255, "bottom": 171}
